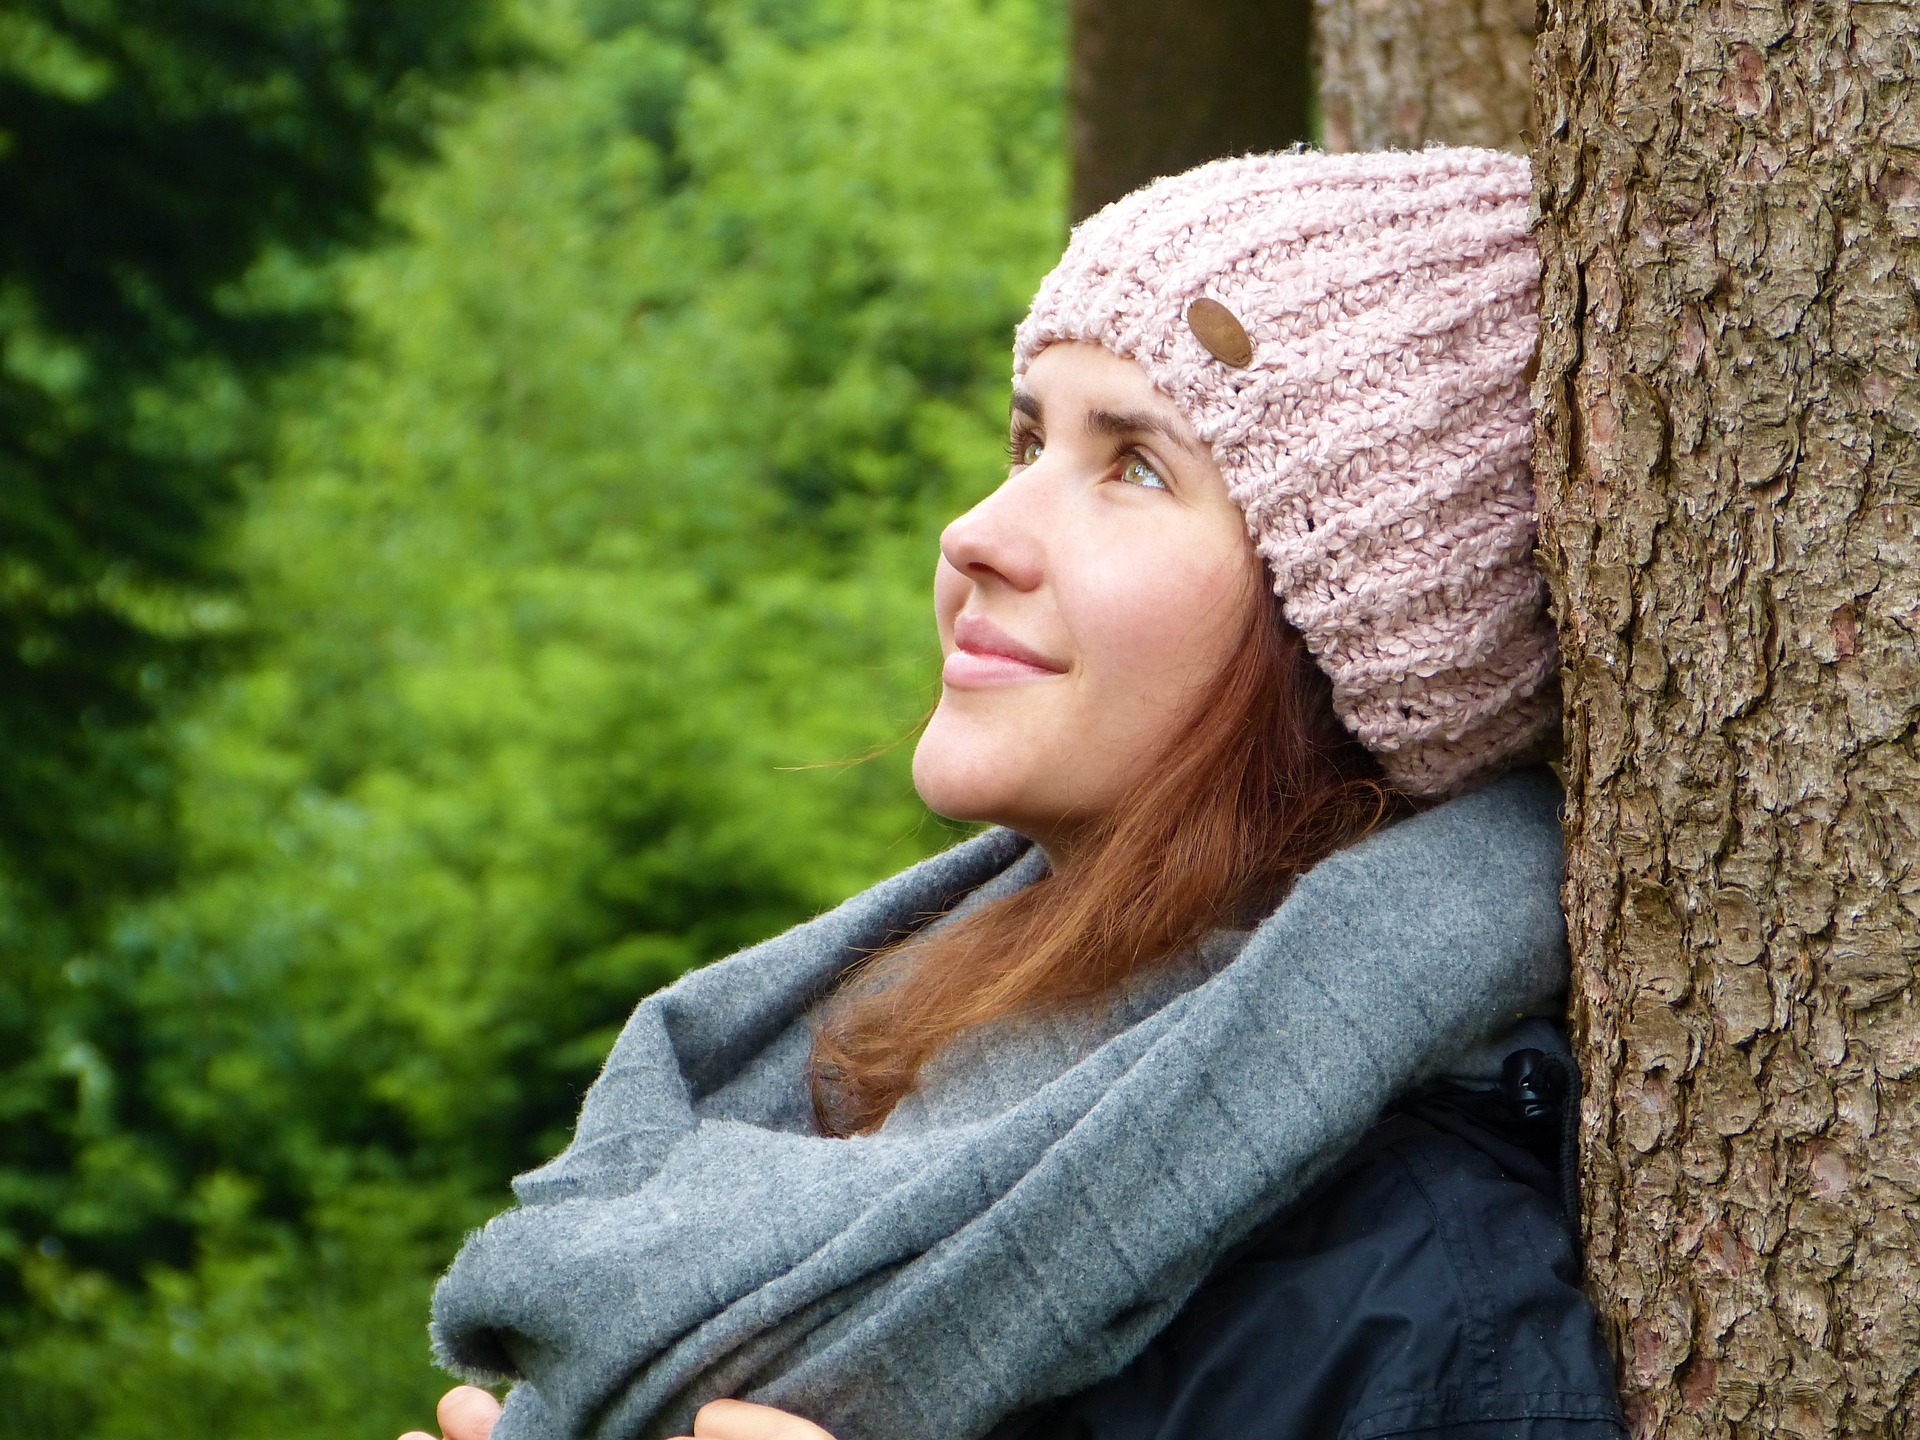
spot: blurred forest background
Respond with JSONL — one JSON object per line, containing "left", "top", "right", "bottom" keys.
{"left": 0, "top": 1, "right": 1063, "bottom": 1434}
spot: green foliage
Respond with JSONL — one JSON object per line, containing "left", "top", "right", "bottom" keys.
{"left": 0, "top": 0, "right": 517, "bottom": 913}
{"left": 0, "top": 2, "right": 517, "bottom": 1426}
{"left": 0, "top": 1, "right": 1063, "bottom": 1435}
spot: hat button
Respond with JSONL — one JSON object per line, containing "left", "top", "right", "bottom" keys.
{"left": 1186, "top": 297, "right": 1254, "bottom": 368}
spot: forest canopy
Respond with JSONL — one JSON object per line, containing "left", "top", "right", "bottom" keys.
{"left": 0, "top": 1, "right": 1063, "bottom": 1435}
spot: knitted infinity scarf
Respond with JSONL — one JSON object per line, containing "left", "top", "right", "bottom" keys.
{"left": 431, "top": 769, "right": 1570, "bottom": 1440}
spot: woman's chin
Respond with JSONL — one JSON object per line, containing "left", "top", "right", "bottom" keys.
{"left": 911, "top": 727, "right": 1035, "bottom": 831}
{"left": 910, "top": 766, "right": 1014, "bottom": 830}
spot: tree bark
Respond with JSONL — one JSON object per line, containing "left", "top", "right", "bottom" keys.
{"left": 1067, "top": 0, "right": 1313, "bottom": 220}
{"left": 1531, "top": 0, "right": 1920, "bottom": 1434}
{"left": 1315, "top": 0, "right": 1534, "bottom": 152}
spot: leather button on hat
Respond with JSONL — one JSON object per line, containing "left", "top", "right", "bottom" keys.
{"left": 1186, "top": 297, "right": 1254, "bottom": 367}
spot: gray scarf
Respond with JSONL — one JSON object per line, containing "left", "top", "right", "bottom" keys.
{"left": 431, "top": 769, "right": 1569, "bottom": 1440}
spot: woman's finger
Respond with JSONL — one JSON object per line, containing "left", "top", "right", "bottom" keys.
{"left": 691, "top": 1398, "right": 836, "bottom": 1439}
{"left": 438, "top": 1385, "right": 504, "bottom": 1440}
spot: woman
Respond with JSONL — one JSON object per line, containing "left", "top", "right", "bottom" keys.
{"left": 407, "top": 148, "right": 1626, "bottom": 1440}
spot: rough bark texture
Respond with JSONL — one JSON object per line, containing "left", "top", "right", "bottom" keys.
{"left": 1067, "top": 0, "right": 1312, "bottom": 220}
{"left": 1531, "top": 0, "right": 1920, "bottom": 1433}
{"left": 1315, "top": 0, "right": 1535, "bottom": 152}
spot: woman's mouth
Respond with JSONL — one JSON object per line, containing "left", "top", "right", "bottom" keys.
{"left": 944, "top": 613, "right": 1068, "bottom": 687}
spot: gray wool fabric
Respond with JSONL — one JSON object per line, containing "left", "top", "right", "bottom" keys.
{"left": 431, "top": 769, "right": 1570, "bottom": 1440}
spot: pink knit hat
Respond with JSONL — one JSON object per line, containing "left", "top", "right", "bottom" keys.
{"left": 1014, "top": 146, "right": 1558, "bottom": 799}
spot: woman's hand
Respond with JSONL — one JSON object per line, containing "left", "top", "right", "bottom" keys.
{"left": 399, "top": 1385, "right": 501, "bottom": 1440}
{"left": 671, "top": 1399, "right": 837, "bottom": 1440}
{"left": 397, "top": 1390, "right": 832, "bottom": 1440}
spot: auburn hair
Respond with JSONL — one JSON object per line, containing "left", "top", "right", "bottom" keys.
{"left": 808, "top": 583, "right": 1412, "bottom": 1137}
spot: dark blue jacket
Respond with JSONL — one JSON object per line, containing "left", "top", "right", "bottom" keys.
{"left": 987, "top": 1061, "right": 1627, "bottom": 1440}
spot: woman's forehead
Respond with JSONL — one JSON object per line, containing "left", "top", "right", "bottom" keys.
{"left": 1016, "top": 343, "right": 1193, "bottom": 429}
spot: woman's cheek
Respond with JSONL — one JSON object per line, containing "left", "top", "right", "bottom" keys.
{"left": 1077, "top": 556, "right": 1235, "bottom": 706}
{"left": 1084, "top": 579, "right": 1253, "bottom": 799}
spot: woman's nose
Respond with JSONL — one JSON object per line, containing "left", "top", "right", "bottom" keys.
{"left": 938, "top": 471, "right": 1047, "bottom": 592}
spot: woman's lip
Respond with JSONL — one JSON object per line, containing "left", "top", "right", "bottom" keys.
{"left": 943, "top": 649, "right": 1060, "bottom": 686}
{"left": 946, "top": 613, "right": 1066, "bottom": 686}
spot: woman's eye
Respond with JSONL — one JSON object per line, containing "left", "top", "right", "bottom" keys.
{"left": 1009, "top": 434, "right": 1044, "bottom": 467}
{"left": 1120, "top": 456, "right": 1168, "bottom": 490}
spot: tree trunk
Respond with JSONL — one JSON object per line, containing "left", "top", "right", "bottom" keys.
{"left": 1315, "top": 0, "right": 1534, "bottom": 152}
{"left": 1530, "top": 0, "right": 1920, "bottom": 1433}
{"left": 1067, "top": 0, "right": 1313, "bottom": 220}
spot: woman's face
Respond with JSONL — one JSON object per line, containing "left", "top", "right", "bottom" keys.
{"left": 913, "top": 341, "right": 1263, "bottom": 857}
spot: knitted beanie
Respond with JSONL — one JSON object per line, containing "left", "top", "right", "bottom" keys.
{"left": 1013, "top": 147, "right": 1559, "bottom": 799}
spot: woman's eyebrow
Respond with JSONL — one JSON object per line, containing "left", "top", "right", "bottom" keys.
{"left": 1084, "top": 407, "right": 1206, "bottom": 458}
{"left": 1010, "top": 388, "right": 1204, "bottom": 459}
